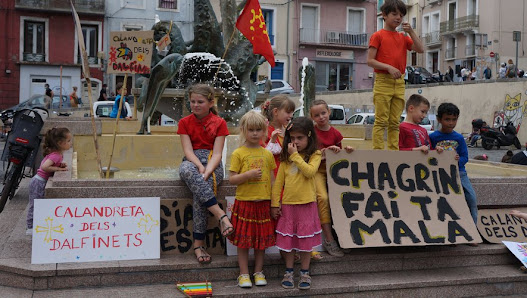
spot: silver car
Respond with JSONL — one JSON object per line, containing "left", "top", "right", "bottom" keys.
{"left": 256, "top": 79, "right": 294, "bottom": 96}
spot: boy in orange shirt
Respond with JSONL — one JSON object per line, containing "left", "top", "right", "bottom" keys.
{"left": 367, "top": 0, "right": 424, "bottom": 150}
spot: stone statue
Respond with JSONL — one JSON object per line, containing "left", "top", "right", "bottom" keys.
{"left": 136, "top": 0, "right": 264, "bottom": 126}
{"left": 138, "top": 53, "right": 184, "bottom": 134}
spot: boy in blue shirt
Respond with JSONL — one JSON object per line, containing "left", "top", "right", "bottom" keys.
{"left": 429, "top": 103, "right": 478, "bottom": 225}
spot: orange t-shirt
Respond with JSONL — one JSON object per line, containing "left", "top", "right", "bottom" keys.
{"left": 369, "top": 29, "right": 413, "bottom": 75}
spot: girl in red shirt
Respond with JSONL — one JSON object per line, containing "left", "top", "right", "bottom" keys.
{"left": 177, "top": 84, "right": 234, "bottom": 264}
{"left": 310, "top": 100, "right": 354, "bottom": 257}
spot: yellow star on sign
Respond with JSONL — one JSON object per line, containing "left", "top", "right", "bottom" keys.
{"left": 137, "top": 54, "right": 144, "bottom": 62}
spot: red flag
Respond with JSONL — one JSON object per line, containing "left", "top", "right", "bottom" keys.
{"left": 236, "top": 0, "right": 275, "bottom": 67}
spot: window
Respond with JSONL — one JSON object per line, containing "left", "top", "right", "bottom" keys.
{"left": 158, "top": 0, "right": 177, "bottom": 10}
{"left": 271, "top": 81, "right": 284, "bottom": 89}
{"left": 347, "top": 9, "right": 364, "bottom": 33}
{"left": 23, "top": 21, "right": 45, "bottom": 62}
{"left": 80, "top": 25, "right": 99, "bottom": 64}
{"left": 301, "top": 5, "right": 319, "bottom": 43}
{"left": 411, "top": 17, "right": 416, "bottom": 29}
{"left": 377, "top": 16, "right": 384, "bottom": 31}
{"left": 262, "top": 9, "right": 274, "bottom": 45}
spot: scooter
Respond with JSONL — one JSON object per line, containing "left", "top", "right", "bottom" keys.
{"left": 480, "top": 121, "right": 521, "bottom": 150}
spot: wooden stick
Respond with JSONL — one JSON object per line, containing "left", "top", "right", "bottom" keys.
{"left": 70, "top": 0, "right": 103, "bottom": 178}
{"left": 106, "top": 74, "right": 128, "bottom": 178}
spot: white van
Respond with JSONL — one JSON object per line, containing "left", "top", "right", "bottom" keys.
{"left": 293, "top": 104, "right": 346, "bottom": 124}
{"left": 93, "top": 101, "right": 132, "bottom": 118}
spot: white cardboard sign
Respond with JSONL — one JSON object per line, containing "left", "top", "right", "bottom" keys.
{"left": 31, "top": 197, "right": 160, "bottom": 264}
{"left": 503, "top": 241, "right": 527, "bottom": 268}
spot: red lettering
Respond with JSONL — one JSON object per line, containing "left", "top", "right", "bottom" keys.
{"left": 80, "top": 222, "right": 89, "bottom": 232}
{"left": 51, "top": 239, "right": 60, "bottom": 251}
{"left": 112, "top": 235, "right": 120, "bottom": 247}
{"left": 134, "top": 233, "right": 142, "bottom": 247}
{"left": 124, "top": 233, "right": 133, "bottom": 247}
{"left": 54, "top": 206, "right": 63, "bottom": 217}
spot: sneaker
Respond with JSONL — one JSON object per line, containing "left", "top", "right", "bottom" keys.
{"left": 237, "top": 274, "right": 252, "bottom": 288}
{"left": 25, "top": 228, "right": 32, "bottom": 236}
{"left": 468, "top": 144, "right": 474, "bottom": 148}
{"left": 323, "top": 240, "right": 344, "bottom": 257}
{"left": 281, "top": 271, "right": 294, "bottom": 289}
{"left": 253, "top": 271, "right": 267, "bottom": 286}
{"left": 298, "top": 272, "right": 312, "bottom": 290}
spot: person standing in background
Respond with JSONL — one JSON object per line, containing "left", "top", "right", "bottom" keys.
{"left": 69, "top": 87, "right": 79, "bottom": 108}
{"left": 98, "top": 84, "right": 108, "bottom": 101}
{"left": 44, "top": 84, "right": 53, "bottom": 97}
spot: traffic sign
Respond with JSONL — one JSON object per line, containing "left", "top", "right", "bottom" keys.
{"left": 490, "top": 52, "right": 495, "bottom": 58}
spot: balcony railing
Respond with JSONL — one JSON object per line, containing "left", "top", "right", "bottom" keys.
{"left": 300, "top": 28, "right": 369, "bottom": 47}
{"left": 465, "top": 44, "right": 475, "bottom": 56}
{"left": 15, "top": 0, "right": 105, "bottom": 15}
{"left": 440, "top": 15, "right": 479, "bottom": 35}
{"left": 445, "top": 47, "right": 456, "bottom": 59}
{"left": 424, "top": 31, "right": 442, "bottom": 45}
{"left": 23, "top": 52, "right": 46, "bottom": 62}
{"left": 158, "top": 0, "right": 177, "bottom": 10}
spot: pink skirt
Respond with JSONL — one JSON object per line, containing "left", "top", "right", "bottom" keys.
{"left": 275, "top": 202, "right": 322, "bottom": 252}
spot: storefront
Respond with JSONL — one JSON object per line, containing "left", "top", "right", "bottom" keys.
{"left": 313, "top": 49, "right": 354, "bottom": 92}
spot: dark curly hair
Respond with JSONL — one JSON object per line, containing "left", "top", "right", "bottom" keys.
{"left": 436, "top": 102, "right": 460, "bottom": 119}
{"left": 380, "top": 0, "right": 407, "bottom": 17}
{"left": 43, "top": 127, "right": 70, "bottom": 156}
{"left": 280, "top": 117, "right": 318, "bottom": 162}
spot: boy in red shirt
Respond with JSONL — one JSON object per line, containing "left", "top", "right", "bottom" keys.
{"left": 368, "top": 0, "right": 424, "bottom": 150}
{"left": 399, "top": 94, "right": 433, "bottom": 152}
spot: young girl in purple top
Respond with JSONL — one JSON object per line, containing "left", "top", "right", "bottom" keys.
{"left": 26, "top": 127, "right": 71, "bottom": 235}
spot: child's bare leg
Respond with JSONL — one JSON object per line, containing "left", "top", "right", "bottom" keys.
{"left": 299, "top": 251, "right": 311, "bottom": 271}
{"left": 238, "top": 248, "right": 249, "bottom": 275}
{"left": 321, "top": 223, "right": 334, "bottom": 241}
{"left": 254, "top": 249, "right": 265, "bottom": 273}
{"left": 283, "top": 251, "right": 295, "bottom": 269}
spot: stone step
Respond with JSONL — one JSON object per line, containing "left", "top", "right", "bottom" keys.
{"left": 18, "top": 264, "right": 527, "bottom": 297}
{"left": 0, "top": 244, "right": 518, "bottom": 291}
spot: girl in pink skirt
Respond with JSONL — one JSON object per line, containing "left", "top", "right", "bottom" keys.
{"left": 271, "top": 117, "right": 322, "bottom": 290}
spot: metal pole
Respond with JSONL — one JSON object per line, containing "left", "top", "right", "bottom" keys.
{"left": 516, "top": 40, "right": 519, "bottom": 77}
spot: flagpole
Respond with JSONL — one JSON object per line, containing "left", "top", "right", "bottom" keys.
{"left": 212, "top": 29, "right": 237, "bottom": 86}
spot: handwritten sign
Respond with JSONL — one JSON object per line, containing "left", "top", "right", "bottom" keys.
{"left": 31, "top": 197, "right": 160, "bottom": 264}
{"left": 478, "top": 208, "right": 527, "bottom": 243}
{"left": 160, "top": 199, "right": 225, "bottom": 255}
{"left": 503, "top": 241, "right": 527, "bottom": 268}
{"left": 108, "top": 31, "right": 154, "bottom": 74}
{"left": 157, "top": 33, "right": 171, "bottom": 52}
{"left": 326, "top": 150, "right": 481, "bottom": 248}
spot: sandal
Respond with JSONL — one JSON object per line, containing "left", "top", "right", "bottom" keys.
{"left": 311, "top": 251, "right": 323, "bottom": 261}
{"left": 219, "top": 214, "right": 234, "bottom": 237}
{"left": 194, "top": 246, "right": 211, "bottom": 264}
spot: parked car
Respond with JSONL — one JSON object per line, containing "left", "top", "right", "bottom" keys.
{"left": 93, "top": 101, "right": 132, "bottom": 118}
{"left": 256, "top": 79, "right": 294, "bottom": 96}
{"left": 293, "top": 104, "right": 346, "bottom": 124}
{"left": 406, "top": 66, "right": 441, "bottom": 84}
{"left": 347, "top": 112, "right": 433, "bottom": 134}
{"left": 1, "top": 95, "right": 70, "bottom": 115}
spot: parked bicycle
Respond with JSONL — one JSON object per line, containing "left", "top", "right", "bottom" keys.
{"left": 0, "top": 108, "right": 47, "bottom": 214}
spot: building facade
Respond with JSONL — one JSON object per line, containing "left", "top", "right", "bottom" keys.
{"left": 294, "top": 0, "right": 377, "bottom": 92}
{"left": 0, "top": 0, "right": 106, "bottom": 108}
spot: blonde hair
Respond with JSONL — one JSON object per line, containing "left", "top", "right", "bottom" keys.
{"left": 188, "top": 84, "right": 218, "bottom": 115}
{"left": 239, "top": 111, "right": 267, "bottom": 145}
{"left": 261, "top": 94, "right": 295, "bottom": 122}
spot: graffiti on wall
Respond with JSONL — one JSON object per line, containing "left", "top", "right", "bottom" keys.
{"left": 493, "top": 93, "right": 527, "bottom": 132}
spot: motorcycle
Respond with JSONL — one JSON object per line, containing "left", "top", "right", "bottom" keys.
{"left": 478, "top": 121, "right": 521, "bottom": 150}
{"left": 0, "top": 108, "right": 47, "bottom": 214}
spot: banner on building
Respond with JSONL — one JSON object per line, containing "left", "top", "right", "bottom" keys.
{"left": 31, "top": 197, "right": 160, "bottom": 264}
{"left": 326, "top": 150, "right": 482, "bottom": 248}
{"left": 108, "top": 31, "right": 154, "bottom": 74}
{"left": 478, "top": 208, "right": 527, "bottom": 243}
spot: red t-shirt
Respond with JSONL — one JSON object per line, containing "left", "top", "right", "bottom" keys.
{"left": 369, "top": 29, "right": 413, "bottom": 74}
{"left": 177, "top": 112, "right": 229, "bottom": 150}
{"left": 315, "top": 126, "right": 343, "bottom": 149}
{"left": 399, "top": 122, "right": 430, "bottom": 151}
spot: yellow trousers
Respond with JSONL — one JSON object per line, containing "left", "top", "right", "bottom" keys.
{"left": 372, "top": 73, "right": 405, "bottom": 150}
{"left": 315, "top": 166, "right": 331, "bottom": 224}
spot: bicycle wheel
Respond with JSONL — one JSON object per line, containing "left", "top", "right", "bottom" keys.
{"left": 0, "top": 164, "right": 23, "bottom": 214}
